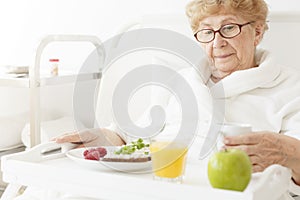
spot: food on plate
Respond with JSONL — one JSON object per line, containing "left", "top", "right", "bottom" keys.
{"left": 83, "top": 138, "right": 151, "bottom": 162}
{"left": 83, "top": 147, "right": 107, "bottom": 160}
{"left": 207, "top": 149, "right": 252, "bottom": 192}
{"left": 114, "top": 138, "right": 150, "bottom": 155}
{"left": 104, "top": 138, "right": 150, "bottom": 162}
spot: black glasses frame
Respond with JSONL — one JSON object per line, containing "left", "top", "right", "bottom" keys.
{"left": 194, "top": 21, "right": 255, "bottom": 43}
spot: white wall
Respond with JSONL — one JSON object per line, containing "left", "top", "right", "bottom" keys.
{"left": 265, "top": 0, "right": 300, "bottom": 12}
{"left": 0, "top": 0, "right": 190, "bottom": 67}
{"left": 0, "top": 0, "right": 299, "bottom": 67}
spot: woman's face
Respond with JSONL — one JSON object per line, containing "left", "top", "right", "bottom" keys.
{"left": 198, "top": 14, "right": 261, "bottom": 81}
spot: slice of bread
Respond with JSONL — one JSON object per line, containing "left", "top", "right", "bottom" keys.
{"left": 102, "top": 157, "right": 151, "bottom": 162}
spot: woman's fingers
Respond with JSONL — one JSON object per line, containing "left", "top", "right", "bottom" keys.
{"left": 52, "top": 128, "right": 124, "bottom": 147}
{"left": 76, "top": 143, "right": 86, "bottom": 148}
{"left": 224, "top": 133, "right": 260, "bottom": 146}
{"left": 53, "top": 132, "right": 82, "bottom": 143}
{"left": 249, "top": 155, "right": 261, "bottom": 165}
{"left": 53, "top": 129, "right": 99, "bottom": 144}
{"left": 252, "top": 164, "right": 264, "bottom": 173}
{"left": 224, "top": 144, "right": 256, "bottom": 155}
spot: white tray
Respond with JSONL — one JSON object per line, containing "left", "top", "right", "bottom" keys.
{"left": 0, "top": 142, "right": 290, "bottom": 200}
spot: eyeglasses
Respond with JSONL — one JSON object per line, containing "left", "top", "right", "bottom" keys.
{"left": 194, "top": 21, "right": 255, "bottom": 43}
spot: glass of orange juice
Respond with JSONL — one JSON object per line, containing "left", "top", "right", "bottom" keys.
{"left": 150, "top": 139, "right": 188, "bottom": 183}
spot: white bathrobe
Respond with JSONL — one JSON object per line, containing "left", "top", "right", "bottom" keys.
{"left": 207, "top": 49, "right": 300, "bottom": 197}
{"left": 211, "top": 49, "right": 300, "bottom": 138}
{"left": 115, "top": 48, "right": 300, "bottom": 144}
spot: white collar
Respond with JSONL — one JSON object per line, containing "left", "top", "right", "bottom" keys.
{"left": 208, "top": 49, "right": 281, "bottom": 98}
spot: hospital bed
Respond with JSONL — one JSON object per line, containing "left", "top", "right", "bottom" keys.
{"left": 1, "top": 11, "right": 300, "bottom": 200}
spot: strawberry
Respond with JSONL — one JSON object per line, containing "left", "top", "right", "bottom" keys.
{"left": 83, "top": 149, "right": 89, "bottom": 157}
{"left": 84, "top": 150, "right": 100, "bottom": 160}
{"left": 96, "top": 147, "right": 107, "bottom": 157}
{"left": 83, "top": 147, "right": 107, "bottom": 160}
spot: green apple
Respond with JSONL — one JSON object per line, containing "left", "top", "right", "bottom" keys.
{"left": 207, "top": 149, "right": 252, "bottom": 192}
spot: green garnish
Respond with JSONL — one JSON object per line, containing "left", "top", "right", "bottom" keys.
{"left": 114, "top": 138, "right": 150, "bottom": 155}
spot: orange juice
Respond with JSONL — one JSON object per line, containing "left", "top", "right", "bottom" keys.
{"left": 150, "top": 141, "right": 188, "bottom": 179}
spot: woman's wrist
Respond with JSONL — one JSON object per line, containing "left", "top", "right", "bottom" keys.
{"left": 100, "top": 128, "right": 125, "bottom": 146}
{"left": 285, "top": 135, "right": 300, "bottom": 186}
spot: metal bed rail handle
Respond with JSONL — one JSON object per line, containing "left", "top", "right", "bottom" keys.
{"left": 29, "top": 34, "right": 103, "bottom": 148}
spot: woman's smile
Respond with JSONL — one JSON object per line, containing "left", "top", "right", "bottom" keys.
{"left": 214, "top": 53, "right": 234, "bottom": 59}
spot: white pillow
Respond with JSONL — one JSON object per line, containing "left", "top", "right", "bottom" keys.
{"left": 0, "top": 112, "right": 28, "bottom": 151}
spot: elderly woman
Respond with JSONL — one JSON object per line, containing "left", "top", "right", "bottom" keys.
{"left": 184, "top": 0, "right": 300, "bottom": 195}
{"left": 185, "top": 0, "right": 300, "bottom": 168}
{"left": 52, "top": 0, "right": 300, "bottom": 199}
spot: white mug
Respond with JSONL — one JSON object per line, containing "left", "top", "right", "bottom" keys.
{"left": 219, "top": 122, "right": 252, "bottom": 137}
{"left": 216, "top": 122, "right": 252, "bottom": 150}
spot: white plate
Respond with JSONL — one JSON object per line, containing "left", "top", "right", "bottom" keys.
{"left": 66, "top": 147, "right": 152, "bottom": 173}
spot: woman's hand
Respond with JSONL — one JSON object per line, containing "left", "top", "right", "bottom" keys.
{"left": 52, "top": 128, "right": 125, "bottom": 148}
{"left": 224, "top": 132, "right": 300, "bottom": 185}
{"left": 224, "top": 132, "right": 287, "bottom": 172}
